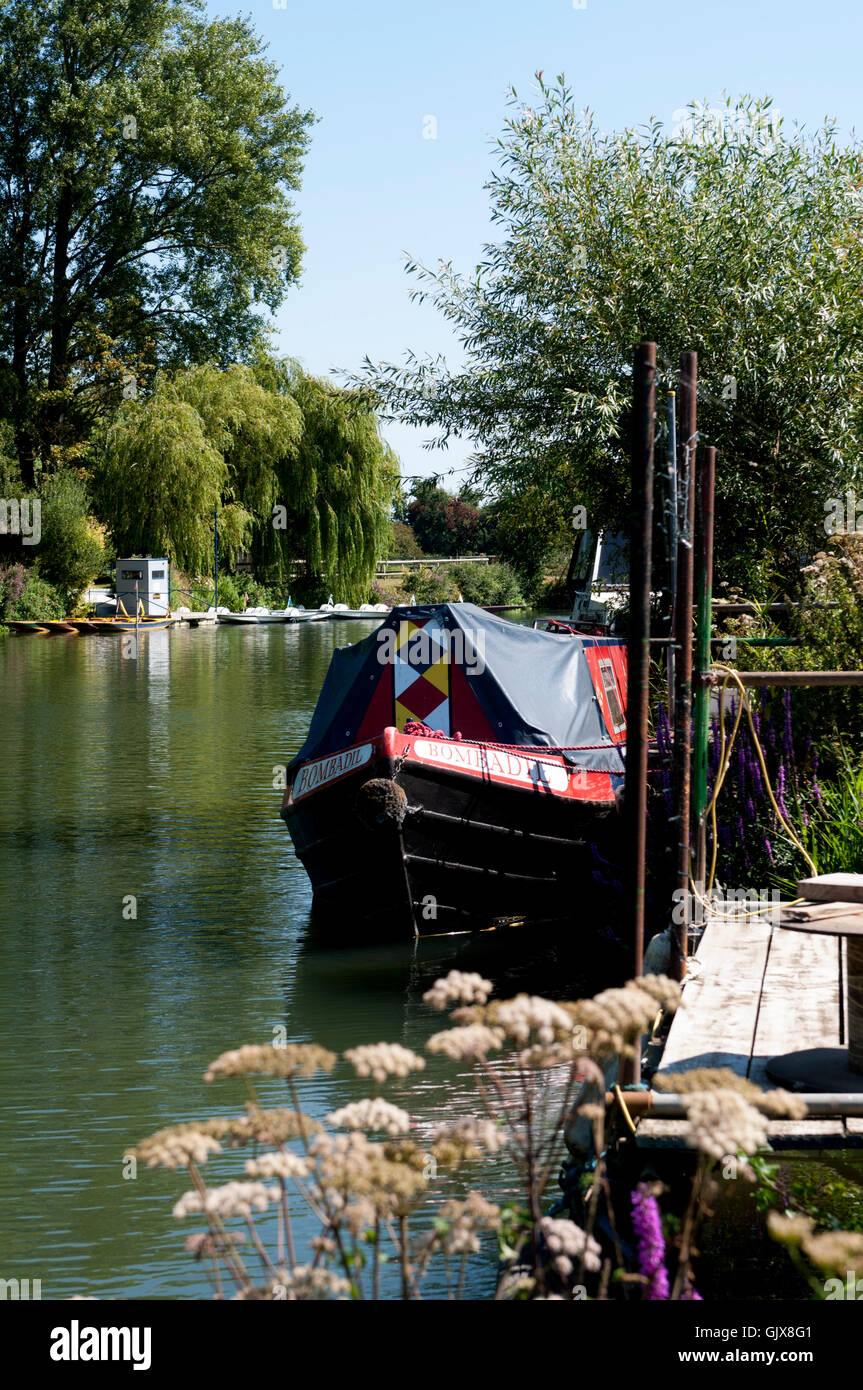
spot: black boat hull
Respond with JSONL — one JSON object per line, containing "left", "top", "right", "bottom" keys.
{"left": 282, "top": 732, "right": 622, "bottom": 942}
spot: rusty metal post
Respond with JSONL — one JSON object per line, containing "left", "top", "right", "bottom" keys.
{"left": 671, "top": 351, "right": 697, "bottom": 980}
{"left": 693, "top": 445, "right": 717, "bottom": 888}
{"left": 624, "top": 343, "right": 656, "bottom": 998}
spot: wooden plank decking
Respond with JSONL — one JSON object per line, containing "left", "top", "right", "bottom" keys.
{"left": 638, "top": 909, "right": 862, "bottom": 1151}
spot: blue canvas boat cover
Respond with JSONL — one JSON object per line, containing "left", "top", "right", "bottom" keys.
{"left": 288, "top": 603, "right": 627, "bottom": 773}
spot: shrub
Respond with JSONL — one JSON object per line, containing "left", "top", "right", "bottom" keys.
{"left": 390, "top": 522, "right": 423, "bottom": 559}
{"left": 38, "top": 470, "right": 106, "bottom": 605}
{"left": 450, "top": 561, "right": 523, "bottom": 607}
{"left": 185, "top": 573, "right": 244, "bottom": 612}
{"left": 0, "top": 565, "right": 65, "bottom": 620}
{"left": 728, "top": 535, "right": 863, "bottom": 771}
{"left": 409, "top": 565, "right": 458, "bottom": 604}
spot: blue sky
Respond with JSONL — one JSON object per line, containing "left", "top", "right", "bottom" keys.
{"left": 209, "top": 0, "right": 863, "bottom": 485}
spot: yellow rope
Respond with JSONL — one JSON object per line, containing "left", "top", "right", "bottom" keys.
{"left": 698, "top": 664, "right": 817, "bottom": 898}
{"left": 613, "top": 1083, "right": 638, "bottom": 1136}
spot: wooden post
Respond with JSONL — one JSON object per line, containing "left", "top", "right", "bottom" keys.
{"left": 671, "top": 352, "right": 697, "bottom": 980}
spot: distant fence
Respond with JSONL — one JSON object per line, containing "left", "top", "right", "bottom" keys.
{"left": 376, "top": 555, "right": 497, "bottom": 576}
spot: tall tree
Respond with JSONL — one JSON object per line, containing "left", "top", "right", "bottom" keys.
{"left": 252, "top": 359, "right": 399, "bottom": 604}
{"left": 91, "top": 358, "right": 398, "bottom": 603}
{"left": 91, "top": 362, "right": 300, "bottom": 572}
{"left": 358, "top": 82, "right": 863, "bottom": 593}
{"left": 0, "top": 0, "right": 313, "bottom": 485}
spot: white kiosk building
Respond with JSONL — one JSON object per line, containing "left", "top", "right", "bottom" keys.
{"left": 115, "top": 558, "right": 171, "bottom": 618}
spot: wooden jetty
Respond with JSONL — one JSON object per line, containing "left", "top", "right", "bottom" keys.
{"left": 635, "top": 889, "right": 863, "bottom": 1152}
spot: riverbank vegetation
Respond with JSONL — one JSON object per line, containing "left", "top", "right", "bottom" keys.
{"left": 125, "top": 969, "right": 862, "bottom": 1301}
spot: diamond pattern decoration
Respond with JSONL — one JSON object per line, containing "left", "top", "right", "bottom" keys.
{"left": 393, "top": 617, "right": 451, "bottom": 733}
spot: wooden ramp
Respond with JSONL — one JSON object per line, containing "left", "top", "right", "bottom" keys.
{"left": 638, "top": 910, "right": 863, "bottom": 1151}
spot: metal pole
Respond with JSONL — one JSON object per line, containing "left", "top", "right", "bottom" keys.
{"left": 214, "top": 504, "right": 219, "bottom": 610}
{"left": 665, "top": 391, "right": 678, "bottom": 711}
{"left": 693, "top": 445, "right": 716, "bottom": 887}
{"left": 624, "top": 342, "right": 656, "bottom": 998}
{"left": 671, "top": 351, "right": 697, "bottom": 980}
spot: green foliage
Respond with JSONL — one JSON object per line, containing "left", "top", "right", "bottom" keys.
{"left": 183, "top": 572, "right": 243, "bottom": 612}
{"left": 359, "top": 83, "right": 863, "bottom": 595}
{"left": 0, "top": 565, "right": 64, "bottom": 620}
{"left": 37, "top": 470, "right": 105, "bottom": 604}
{"left": 409, "top": 565, "right": 458, "bottom": 604}
{"left": 407, "top": 482, "right": 483, "bottom": 556}
{"left": 390, "top": 522, "right": 423, "bottom": 559}
{"left": 92, "top": 380, "right": 230, "bottom": 572}
{"left": 450, "top": 561, "right": 523, "bottom": 606}
{"left": 730, "top": 536, "right": 863, "bottom": 763}
{"left": 91, "top": 361, "right": 299, "bottom": 571}
{"left": 252, "top": 359, "right": 399, "bottom": 605}
{"left": 774, "top": 758, "right": 863, "bottom": 891}
{"left": 0, "top": 0, "right": 314, "bottom": 481}
{"left": 92, "top": 356, "right": 397, "bottom": 603}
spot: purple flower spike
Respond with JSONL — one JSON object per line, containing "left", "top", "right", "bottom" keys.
{"left": 631, "top": 1185, "right": 670, "bottom": 1301}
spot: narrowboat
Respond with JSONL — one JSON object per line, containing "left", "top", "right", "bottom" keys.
{"left": 281, "top": 604, "right": 629, "bottom": 940}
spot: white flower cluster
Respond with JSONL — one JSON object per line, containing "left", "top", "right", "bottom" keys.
{"left": 426, "top": 1024, "right": 504, "bottom": 1061}
{"left": 437, "top": 1192, "right": 501, "bottom": 1255}
{"left": 496, "top": 995, "right": 573, "bottom": 1045}
{"left": 423, "top": 971, "right": 493, "bottom": 1011}
{"left": 683, "top": 1089, "right": 770, "bottom": 1160}
{"left": 173, "top": 1181, "right": 279, "bottom": 1221}
{"left": 540, "top": 1216, "right": 602, "bottom": 1277}
{"left": 343, "top": 1042, "right": 426, "bottom": 1083}
{"left": 274, "top": 1265, "right": 352, "bottom": 1301}
{"left": 138, "top": 1130, "right": 223, "bottom": 1170}
{"left": 431, "top": 1116, "right": 507, "bottom": 1154}
{"left": 327, "top": 1098, "right": 411, "bottom": 1136}
{"left": 245, "top": 1152, "right": 310, "bottom": 1180}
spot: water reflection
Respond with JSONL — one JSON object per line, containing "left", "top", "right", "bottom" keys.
{"left": 0, "top": 618, "right": 625, "bottom": 1300}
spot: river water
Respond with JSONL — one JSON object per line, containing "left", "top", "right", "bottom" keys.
{"left": 0, "top": 616, "right": 624, "bottom": 1299}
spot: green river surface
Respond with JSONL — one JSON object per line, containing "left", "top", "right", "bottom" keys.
{"left": 0, "top": 615, "right": 618, "bottom": 1300}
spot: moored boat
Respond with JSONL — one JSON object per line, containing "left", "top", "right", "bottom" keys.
{"left": 281, "top": 603, "right": 628, "bottom": 941}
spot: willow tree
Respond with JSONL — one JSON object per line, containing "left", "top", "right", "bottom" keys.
{"left": 92, "top": 363, "right": 300, "bottom": 572}
{"left": 252, "top": 359, "right": 398, "bottom": 604}
{"left": 92, "top": 359, "right": 397, "bottom": 600}
{"left": 358, "top": 82, "right": 863, "bottom": 593}
{"left": 0, "top": 0, "right": 313, "bottom": 485}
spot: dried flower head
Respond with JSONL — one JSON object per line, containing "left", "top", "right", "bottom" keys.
{"left": 423, "top": 971, "right": 493, "bottom": 1011}
{"left": 682, "top": 1088, "right": 769, "bottom": 1159}
{"left": 327, "top": 1098, "right": 411, "bottom": 1136}
{"left": 244, "top": 1152, "right": 311, "bottom": 1180}
{"left": 436, "top": 1192, "right": 501, "bottom": 1254}
{"left": 173, "top": 1181, "right": 280, "bottom": 1221}
{"left": 540, "top": 1216, "right": 602, "bottom": 1277}
{"left": 343, "top": 1042, "right": 426, "bottom": 1083}
{"left": 495, "top": 995, "right": 576, "bottom": 1045}
{"left": 426, "top": 1024, "right": 504, "bottom": 1061}
{"left": 127, "top": 1121, "right": 226, "bottom": 1171}
{"left": 568, "top": 975, "right": 682, "bottom": 1057}
{"left": 309, "top": 1131, "right": 429, "bottom": 1215}
{"left": 430, "top": 1116, "right": 507, "bottom": 1162}
{"left": 204, "top": 1043, "right": 337, "bottom": 1083}
{"left": 654, "top": 1069, "right": 807, "bottom": 1119}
